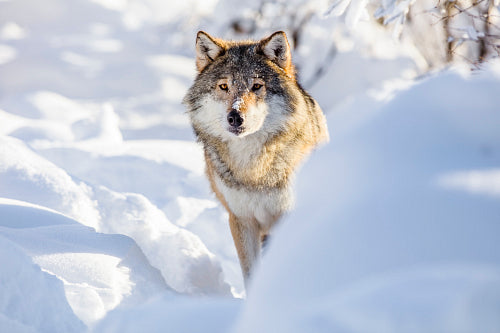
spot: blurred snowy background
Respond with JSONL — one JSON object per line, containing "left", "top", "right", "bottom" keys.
{"left": 0, "top": 0, "right": 499, "bottom": 332}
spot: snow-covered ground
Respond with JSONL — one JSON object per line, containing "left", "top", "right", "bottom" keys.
{"left": 1, "top": 0, "right": 499, "bottom": 332}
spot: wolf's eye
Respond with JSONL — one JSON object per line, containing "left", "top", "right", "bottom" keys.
{"left": 219, "top": 84, "right": 228, "bottom": 91}
{"left": 252, "top": 83, "right": 262, "bottom": 91}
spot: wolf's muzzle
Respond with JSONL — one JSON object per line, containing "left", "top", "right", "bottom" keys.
{"left": 227, "top": 110, "right": 244, "bottom": 128}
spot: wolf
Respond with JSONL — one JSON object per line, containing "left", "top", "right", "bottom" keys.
{"left": 183, "top": 31, "right": 329, "bottom": 286}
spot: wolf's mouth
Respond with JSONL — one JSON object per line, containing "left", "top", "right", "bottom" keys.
{"left": 228, "top": 126, "right": 244, "bottom": 135}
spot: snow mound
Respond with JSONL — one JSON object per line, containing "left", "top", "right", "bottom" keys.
{"left": 0, "top": 235, "right": 85, "bottom": 333}
{"left": 95, "top": 295, "right": 241, "bottom": 333}
{"left": 0, "top": 198, "right": 169, "bottom": 327}
{"left": 94, "top": 186, "right": 231, "bottom": 295}
{"left": 0, "top": 136, "right": 101, "bottom": 228}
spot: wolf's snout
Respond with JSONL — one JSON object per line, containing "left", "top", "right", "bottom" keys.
{"left": 227, "top": 110, "right": 244, "bottom": 127}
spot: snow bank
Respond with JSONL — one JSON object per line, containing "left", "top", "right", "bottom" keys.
{"left": 235, "top": 65, "right": 500, "bottom": 332}
{"left": 0, "top": 198, "right": 170, "bottom": 328}
{"left": 95, "top": 295, "right": 241, "bottom": 333}
{"left": 94, "top": 186, "right": 230, "bottom": 295}
{"left": 0, "top": 237, "right": 85, "bottom": 333}
{"left": 0, "top": 136, "right": 101, "bottom": 228}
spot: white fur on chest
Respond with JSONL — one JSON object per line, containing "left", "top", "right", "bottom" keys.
{"left": 214, "top": 174, "right": 293, "bottom": 229}
{"left": 226, "top": 133, "right": 267, "bottom": 168}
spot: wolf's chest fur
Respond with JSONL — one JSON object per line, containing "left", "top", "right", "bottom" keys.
{"left": 208, "top": 133, "right": 294, "bottom": 229}
{"left": 226, "top": 133, "right": 266, "bottom": 171}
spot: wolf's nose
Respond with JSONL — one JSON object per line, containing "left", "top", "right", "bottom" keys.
{"left": 227, "top": 110, "right": 243, "bottom": 127}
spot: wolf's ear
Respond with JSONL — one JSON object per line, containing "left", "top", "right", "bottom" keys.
{"left": 196, "top": 31, "right": 224, "bottom": 72}
{"left": 259, "top": 31, "right": 292, "bottom": 72}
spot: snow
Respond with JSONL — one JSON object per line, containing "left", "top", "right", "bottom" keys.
{"left": 0, "top": 44, "right": 16, "bottom": 65}
{"left": 95, "top": 296, "right": 241, "bottom": 333}
{"left": 0, "top": 233, "right": 85, "bottom": 333}
{"left": 232, "top": 98, "right": 244, "bottom": 112}
{"left": 437, "top": 169, "right": 500, "bottom": 198}
{"left": 0, "top": 22, "right": 27, "bottom": 40}
{"left": 0, "top": 0, "right": 499, "bottom": 332}
{"left": 0, "top": 198, "right": 169, "bottom": 327}
{"left": 325, "top": 0, "right": 352, "bottom": 17}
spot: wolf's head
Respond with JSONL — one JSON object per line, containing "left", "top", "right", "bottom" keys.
{"left": 184, "top": 31, "right": 299, "bottom": 140}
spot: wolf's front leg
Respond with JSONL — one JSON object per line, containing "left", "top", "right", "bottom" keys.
{"left": 229, "top": 213, "right": 261, "bottom": 286}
